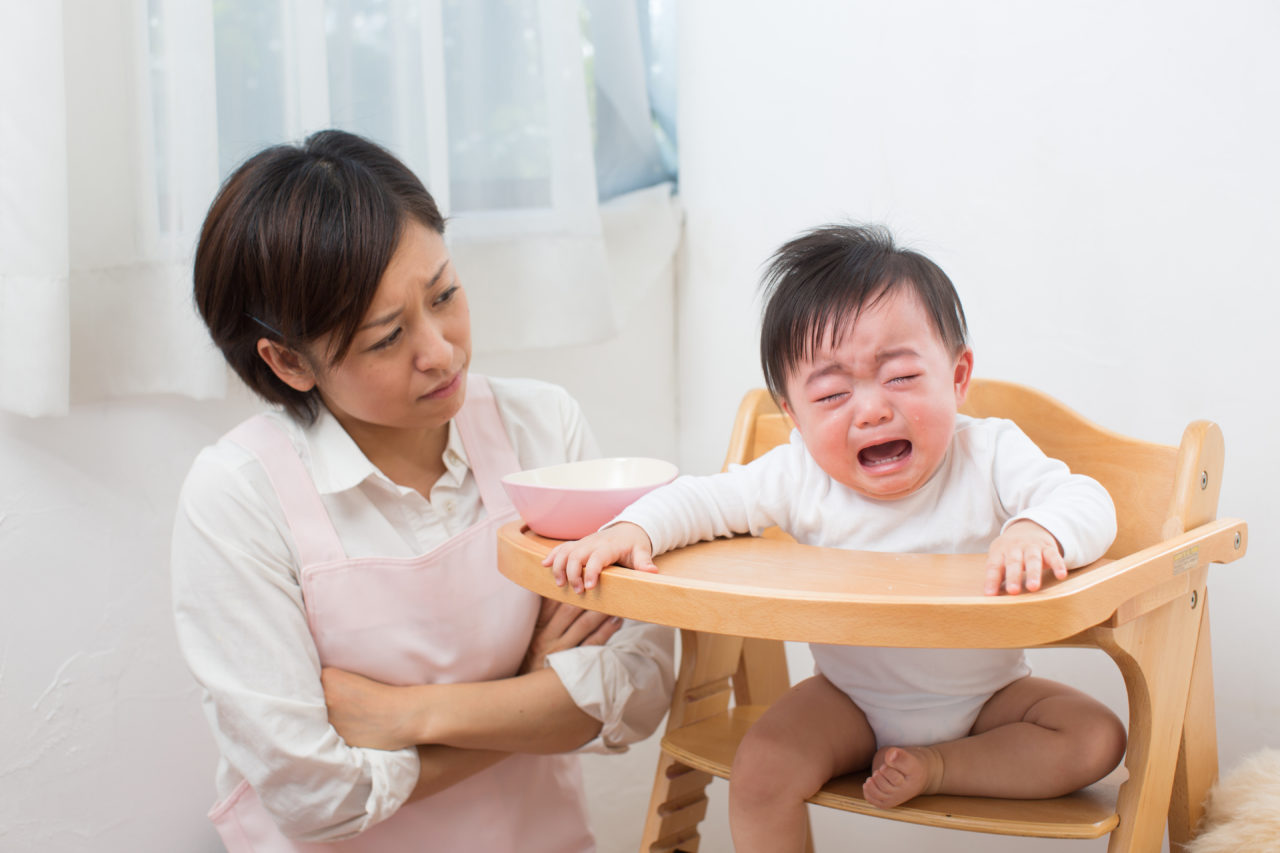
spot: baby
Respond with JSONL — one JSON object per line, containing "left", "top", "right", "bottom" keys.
{"left": 545, "top": 224, "right": 1128, "bottom": 852}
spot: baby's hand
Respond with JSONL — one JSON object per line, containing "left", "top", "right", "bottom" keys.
{"left": 542, "top": 522, "right": 657, "bottom": 594}
{"left": 985, "top": 520, "right": 1067, "bottom": 595}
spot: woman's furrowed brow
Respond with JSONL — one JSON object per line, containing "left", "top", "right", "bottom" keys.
{"left": 424, "top": 258, "right": 449, "bottom": 290}
{"left": 358, "top": 308, "right": 402, "bottom": 331}
{"left": 357, "top": 259, "right": 451, "bottom": 331}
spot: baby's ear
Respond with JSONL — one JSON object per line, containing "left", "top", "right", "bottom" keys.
{"left": 257, "top": 339, "right": 318, "bottom": 393}
{"left": 953, "top": 348, "right": 974, "bottom": 403}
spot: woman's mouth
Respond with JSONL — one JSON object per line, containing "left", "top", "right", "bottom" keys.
{"left": 858, "top": 439, "right": 912, "bottom": 468}
{"left": 422, "top": 372, "right": 463, "bottom": 400}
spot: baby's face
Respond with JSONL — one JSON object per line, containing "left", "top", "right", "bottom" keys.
{"left": 780, "top": 289, "right": 972, "bottom": 501}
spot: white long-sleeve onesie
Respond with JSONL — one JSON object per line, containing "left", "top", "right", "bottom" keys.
{"left": 615, "top": 414, "right": 1115, "bottom": 747}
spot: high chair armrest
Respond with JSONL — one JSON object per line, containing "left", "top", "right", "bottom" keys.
{"left": 496, "top": 518, "right": 1247, "bottom": 649}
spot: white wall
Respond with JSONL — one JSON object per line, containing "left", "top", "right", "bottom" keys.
{"left": 676, "top": 1, "right": 1279, "bottom": 850}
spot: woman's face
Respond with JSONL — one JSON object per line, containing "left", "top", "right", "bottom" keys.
{"left": 303, "top": 220, "right": 472, "bottom": 439}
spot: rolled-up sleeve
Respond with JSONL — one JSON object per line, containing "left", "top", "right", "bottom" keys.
{"left": 172, "top": 447, "right": 419, "bottom": 841}
{"left": 545, "top": 618, "right": 675, "bottom": 752}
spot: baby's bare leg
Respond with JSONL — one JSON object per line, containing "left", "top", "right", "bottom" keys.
{"left": 729, "top": 675, "right": 875, "bottom": 853}
{"left": 931, "top": 676, "right": 1126, "bottom": 801}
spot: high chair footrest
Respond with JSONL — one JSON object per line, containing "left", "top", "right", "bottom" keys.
{"left": 661, "top": 705, "right": 1121, "bottom": 840}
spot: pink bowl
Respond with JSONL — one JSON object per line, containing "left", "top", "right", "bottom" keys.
{"left": 501, "top": 457, "right": 679, "bottom": 540}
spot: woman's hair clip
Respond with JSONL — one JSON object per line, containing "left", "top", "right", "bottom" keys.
{"left": 245, "top": 313, "right": 285, "bottom": 338}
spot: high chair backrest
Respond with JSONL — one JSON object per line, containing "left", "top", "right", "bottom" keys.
{"left": 721, "top": 388, "right": 793, "bottom": 471}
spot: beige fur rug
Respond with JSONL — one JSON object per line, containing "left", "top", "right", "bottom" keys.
{"left": 1186, "top": 748, "right": 1280, "bottom": 852}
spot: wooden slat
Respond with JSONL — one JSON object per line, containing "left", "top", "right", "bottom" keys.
{"left": 663, "top": 706, "right": 1120, "bottom": 840}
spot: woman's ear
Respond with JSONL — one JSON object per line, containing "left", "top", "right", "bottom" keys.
{"left": 256, "top": 338, "right": 318, "bottom": 393}
{"left": 953, "top": 348, "right": 975, "bottom": 404}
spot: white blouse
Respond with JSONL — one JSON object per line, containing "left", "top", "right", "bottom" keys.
{"left": 172, "top": 376, "right": 675, "bottom": 841}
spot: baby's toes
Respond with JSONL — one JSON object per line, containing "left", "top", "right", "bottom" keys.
{"left": 862, "top": 776, "right": 888, "bottom": 808}
{"left": 874, "top": 761, "right": 906, "bottom": 789}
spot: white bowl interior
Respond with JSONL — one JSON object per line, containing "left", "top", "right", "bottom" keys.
{"left": 503, "top": 457, "right": 677, "bottom": 491}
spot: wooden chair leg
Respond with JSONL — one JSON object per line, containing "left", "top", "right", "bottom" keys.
{"left": 732, "top": 637, "right": 792, "bottom": 709}
{"left": 640, "top": 631, "right": 744, "bottom": 852}
{"left": 1096, "top": 571, "right": 1209, "bottom": 853}
{"left": 1168, "top": 596, "right": 1218, "bottom": 851}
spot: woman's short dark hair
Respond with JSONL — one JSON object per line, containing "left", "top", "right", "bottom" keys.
{"left": 193, "top": 129, "right": 445, "bottom": 422}
{"left": 759, "top": 223, "right": 968, "bottom": 402}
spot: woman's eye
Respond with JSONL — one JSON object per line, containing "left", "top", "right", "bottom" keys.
{"left": 433, "top": 285, "right": 458, "bottom": 307}
{"left": 371, "top": 327, "right": 403, "bottom": 351}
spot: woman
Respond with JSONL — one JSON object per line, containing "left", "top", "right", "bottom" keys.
{"left": 171, "top": 129, "right": 674, "bottom": 851}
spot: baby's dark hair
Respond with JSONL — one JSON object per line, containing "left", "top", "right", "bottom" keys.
{"left": 193, "top": 129, "right": 445, "bottom": 422}
{"left": 759, "top": 223, "right": 968, "bottom": 402}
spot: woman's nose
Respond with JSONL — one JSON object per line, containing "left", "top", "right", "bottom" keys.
{"left": 411, "top": 317, "right": 453, "bottom": 372}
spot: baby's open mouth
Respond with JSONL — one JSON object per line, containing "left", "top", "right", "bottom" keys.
{"left": 858, "top": 440, "right": 912, "bottom": 467}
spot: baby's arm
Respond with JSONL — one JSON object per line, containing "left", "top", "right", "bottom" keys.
{"left": 545, "top": 442, "right": 801, "bottom": 594}
{"left": 544, "top": 522, "right": 657, "bottom": 593}
{"left": 985, "top": 420, "right": 1117, "bottom": 596}
{"left": 984, "top": 519, "right": 1067, "bottom": 595}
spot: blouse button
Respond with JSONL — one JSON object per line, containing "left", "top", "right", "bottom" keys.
{"left": 444, "top": 500, "right": 457, "bottom": 514}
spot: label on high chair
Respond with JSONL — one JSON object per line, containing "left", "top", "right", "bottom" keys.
{"left": 1173, "top": 545, "right": 1199, "bottom": 575}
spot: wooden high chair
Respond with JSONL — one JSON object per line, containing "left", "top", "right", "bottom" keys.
{"left": 495, "top": 379, "right": 1248, "bottom": 852}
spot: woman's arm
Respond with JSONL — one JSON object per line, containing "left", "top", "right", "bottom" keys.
{"left": 406, "top": 745, "right": 508, "bottom": 802}
{"left": 325, "top": 666, "right": 606, "bottom": 754}
{"left": 323, "top": 616, "right": 675, "bottom": 757}
{"left": 324, "top": 599, "right": 621, "bottom": 753}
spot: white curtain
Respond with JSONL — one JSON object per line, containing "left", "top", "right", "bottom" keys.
{"left": 0, "top": 0, "right": 223, "bottom": 416}
{"left": 0, "top": 0, "right": 675, "bottom": 416}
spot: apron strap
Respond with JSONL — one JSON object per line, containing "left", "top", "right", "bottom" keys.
{"left": 454, "top": 374, "right": 521, "bottom": 516}
{"left": 225, "top": 416, "right": 347, "bottom": 568}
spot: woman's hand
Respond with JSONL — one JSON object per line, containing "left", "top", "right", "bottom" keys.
{"left": 520, "top": 596, "right": 622, "bottom": 673}
{"left": 321, "top": 668, "right": 423, "bottom": 751}
{"left": 984, "top": 519, "right": 1067, "bottom": 595}
{"left": 542, "top": 522, "right": 657, "bottom": 593}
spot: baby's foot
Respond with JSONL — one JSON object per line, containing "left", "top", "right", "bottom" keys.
{"left": 862, "top": 745, "right": 944, "bottom": 809}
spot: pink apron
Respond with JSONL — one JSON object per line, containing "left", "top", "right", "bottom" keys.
{"left": 209, "top": 375, "right": 595, "bottom": 852}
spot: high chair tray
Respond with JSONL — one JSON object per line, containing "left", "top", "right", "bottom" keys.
{"left": 496, "top": 518, "right": 1247, "bottom": 648}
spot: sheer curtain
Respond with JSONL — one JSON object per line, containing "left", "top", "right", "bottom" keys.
{"left": 0, "top": 0, "right": 677, "bottom": 416}
{"left": 0, "top": 1, "right": 222, "bottom": 416}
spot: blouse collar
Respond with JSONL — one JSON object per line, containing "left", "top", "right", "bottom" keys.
{"left": 300, "top": 406, "right": 471, "bottom": 495}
